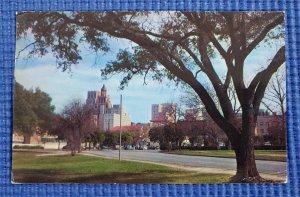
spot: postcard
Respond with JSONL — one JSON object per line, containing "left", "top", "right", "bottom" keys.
{"left": 13, "top": 11, "right": 286, "bottom": 184}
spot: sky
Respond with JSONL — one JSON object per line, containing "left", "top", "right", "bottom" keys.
{"left": 15, "top": 37, "right": 185, "bottom": 123}
{"left": 14, "top": 13, "right": 285, "bottom": 123}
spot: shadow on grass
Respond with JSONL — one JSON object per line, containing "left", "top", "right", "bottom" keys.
{"left": 66, "top": 172, "right": 169, "bottom": 183}
{"left": 12, "top": 169, "right": 229, "bottom": 184}
{"left": 12, "top": 169, "right": 65, "bottom": 183}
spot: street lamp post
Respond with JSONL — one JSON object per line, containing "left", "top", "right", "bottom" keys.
{"left": 119, "top": 94, "right": 122, "bottom": 161}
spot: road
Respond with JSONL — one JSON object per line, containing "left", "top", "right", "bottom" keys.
{"left": 87, "top": 150, "right": 287, "bottom": 176}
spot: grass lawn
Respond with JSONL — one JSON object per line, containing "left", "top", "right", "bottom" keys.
{"left": 168, "top": 150, "right": 286, "bottom": 162}
{"left": 12, "top": 150, "right": 231, "bottom": 184}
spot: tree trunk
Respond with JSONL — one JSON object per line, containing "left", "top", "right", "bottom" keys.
{"left": 228, "top": 141, "right": 232, "bottom": 150}
{"left": 168, "top": 141, "right": 171, "bottom": 152}
{"left": 23, "top": 133, "right": 31, "bottom": 144}
{"left": 233, "top": 142, "right": 260, "bottom": 182}
{"left": 231, "top": 106, "right": 262, "bottom": 182}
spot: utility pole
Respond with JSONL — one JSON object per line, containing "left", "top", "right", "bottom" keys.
{"left": 119, "top": 94, "right": 122, "bottom": 161}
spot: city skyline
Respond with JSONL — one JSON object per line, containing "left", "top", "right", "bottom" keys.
{"left": 14, "top": 75, "right": 182, "bottom": 123}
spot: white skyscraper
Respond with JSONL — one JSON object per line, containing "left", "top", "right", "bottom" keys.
{"left": 86, "top": 85, "right": 131, "bottom": 131}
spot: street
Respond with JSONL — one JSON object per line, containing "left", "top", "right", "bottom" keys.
{"left": 87, "top": 150, "right": 287, "bottom": 176}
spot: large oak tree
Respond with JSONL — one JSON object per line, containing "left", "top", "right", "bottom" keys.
{"left": 16, "top": 12, "right": 285, "bottom": 182}
{"left": 14, "top": 81, "right": 55, "bottom": 143}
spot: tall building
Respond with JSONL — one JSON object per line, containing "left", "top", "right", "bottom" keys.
{"left": 151, "top": 103, "right": 176, "bottom": 126}
{"left": 86, "top": 85, "right": 131, "bottom": 131}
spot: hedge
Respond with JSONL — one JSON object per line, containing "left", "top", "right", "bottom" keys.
{"left": 13, "top": 145, "right": 44, "bottom": 149}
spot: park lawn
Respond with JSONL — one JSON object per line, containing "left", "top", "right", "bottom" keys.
{"left": 12, "top": 151, "right": 231, "bottom": 184}
{"left": 168, "top": 150, "right": 286, "bottom": 162}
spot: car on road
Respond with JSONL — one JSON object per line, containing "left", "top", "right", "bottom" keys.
{"left": 136, "top": 145, "right": 148, "bottom": 150}
{"left": 125, "top": 145, "right": 135, "bottom": 150}
{"left": 148, "top": 146, "right": 159, "bottom": 150}
{"left": 101, "top": 145, "right": 109, "bottom": 149}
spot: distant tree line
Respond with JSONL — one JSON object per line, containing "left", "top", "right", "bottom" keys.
{"left": 149, "top": 124, "right": 185, "bottom": 151}
{"left": 83, "top": 129, "right": 134, "bottom": 151}
{"left": 149, "top": 120, "right": 226, "bottom": 151}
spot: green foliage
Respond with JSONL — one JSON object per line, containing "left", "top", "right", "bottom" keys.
{"left": 102, "top": 131, "right": 134, "bottom": 147}
{"left": 149, "top": 124, "right": 186, "bottom": 149}
{"left": 94, "top": 129, "right": 106, "bottom": 146}
{"left": 13, "top": 81, "right": 55, "bottom": 139}
{"left": 13, "top": 145, "right": 44, "bottom": 149}
{"left": 121, "top": 131, "right": 134, "bottom": 145}
{"left": 103, "top": 132, "right": 119, "bottom": 147}
{"left": 102, "top": 47, "right": 162, "bottom": 89}
{"left": 84, "top": 129, "right": 106, "bottom": 149}
{"left": 31, "top": 88, "right": 55, "bottom": 131}
{"left": 149, "top": 126, "right": 164, "bottom": 143}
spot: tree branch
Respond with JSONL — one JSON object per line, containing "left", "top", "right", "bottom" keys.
{"left": 261, "top": 101, "right": 275, "bottom": 113}
{"left": 180, "top": 45, "right": 205, "bottom": 72}
{"left": 245, "top": 14, "right": 284, "bottom": 57}
{"left": 224, "top": 71, "right": 231, "bottom": 90}
{"left": 16, "top": 41, "right": 38, "bottom": 59}
{"left": 252, "top": 46, "right": 285, "bottom": 113}
{"left": 249, "top": 46, "right": 285, "bottom": 94}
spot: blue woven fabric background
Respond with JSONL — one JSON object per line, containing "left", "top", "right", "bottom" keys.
{"left": 0, "top": 0, "right": 299, "bottom": 196}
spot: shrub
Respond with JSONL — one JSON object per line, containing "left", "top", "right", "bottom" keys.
{"left": 159, "top": 143, "right": 171, "bottom": 151}
{"left": 254, "top": 145, "right": 286, "bottom": 150}
{"left": 13, "top": 145, "right": 44, "bottom": 149}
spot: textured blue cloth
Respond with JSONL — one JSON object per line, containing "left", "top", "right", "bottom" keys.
{"left": 0, "top": 0, "right": 299, "bottom": 196}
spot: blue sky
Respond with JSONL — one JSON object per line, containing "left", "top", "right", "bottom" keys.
{"left": 14, "top": 18, "right": 285, "bottom": 123}
{"left": 15, "top": 37, "right": 184, "bottom": 123}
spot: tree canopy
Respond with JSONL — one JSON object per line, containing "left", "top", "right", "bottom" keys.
{"left": 14, "top": 81, "right": 55, "bottom": 143}
{"left": 17, "top": 12, "right": 285, "bottom": 131}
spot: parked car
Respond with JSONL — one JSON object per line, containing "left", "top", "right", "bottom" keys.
{"left": 136, "top": 145, "right": 148, "bottom": 150}
{"left": 148, "top": 146, "right": 159, "bottom": 150}
{"left": 125, "top": 145, "right": 135, "bottom": 150}
{"left": 101, "top": 145, "right": 109, "bottom": 149}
